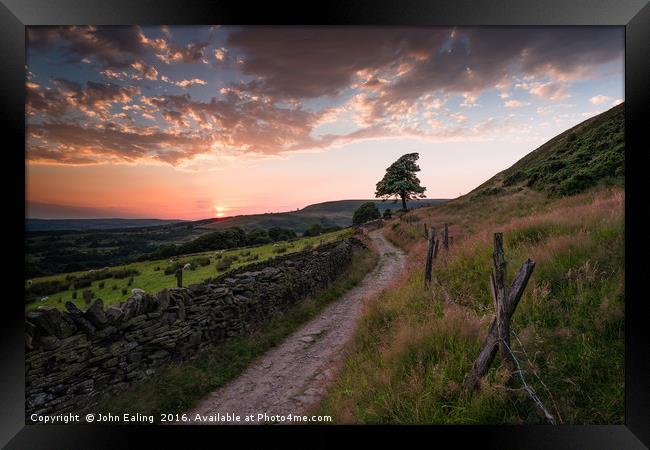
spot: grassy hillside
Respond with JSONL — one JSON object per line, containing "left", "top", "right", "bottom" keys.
{"left": 199, "top": 199, "right": 446, "bottom": 232}
{"left": 320, "top": 106, "right": 625, "bottom": 424}
{"left": 471, "top": 103, "right": 624, "bottom": 199}
{"left": 27, "top": 228, "right": 351, "bottom": 312}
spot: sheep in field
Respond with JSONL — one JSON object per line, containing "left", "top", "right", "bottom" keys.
{"left": 183, "top": 263, "right": 192, "bottom": 270}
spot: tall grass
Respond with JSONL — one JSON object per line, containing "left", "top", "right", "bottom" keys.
{"left": 321, "top": 187, "right": 624, "bottom": 424}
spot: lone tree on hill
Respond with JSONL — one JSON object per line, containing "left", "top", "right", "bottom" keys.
{"left": 352, "top": 202, "right": 381, "bottom": 225}
{"left": 375, "top": 153, "right": 427, "bottom": 211}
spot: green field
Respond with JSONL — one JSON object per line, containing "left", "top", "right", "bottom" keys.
{"left": 26, "top": 228, "right": 351, "bottom": 312}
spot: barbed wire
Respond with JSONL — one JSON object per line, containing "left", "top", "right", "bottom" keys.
{"left": 511, "top": 330, "right": 564, "bottom": 424}
{"left": 499, "top": 337, "right": 557, "bottom": 425}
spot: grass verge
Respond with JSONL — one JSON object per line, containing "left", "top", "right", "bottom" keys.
{"left": 320, "top": 187, "right": 624, "bottom": 424}
{"left": 96, "top": 242, "right": 379, "bottom": 421}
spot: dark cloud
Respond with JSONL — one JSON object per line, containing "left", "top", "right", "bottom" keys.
{"left": 28, "top": 78, "right": 140, "bottom": 119}
{"left": 26, "top": 26, "right": 623, "bottom": 166}
{"left": 227, "top": 27, "right": 623, "bottom": 107}
{"left": 149, "top": 92, "right": 322, "bottom": 155}
{"left": 27, "top": 122, "right": 211, "bottom": 165}
{"left": 142, "top": 35, "right": 210, "bottom": 64}
{"left": 27, "top": 26, "right": 146, "bottom": 68}
{"left": 27, "top": 86, "right": 327, "bottom": 165}
{"left": 130, "top": 60, "right": 159, "bottom": 80}
{"left": 174, "top": 41, "right": 209, "bottom": 63}
{"left": 28, "top": 26, "right": 211, "bottom": 71}
{"left": 227, "top": 27, "right": 449, "bottom": 99}
{"left": 379, "top": 28, "right": 623, "bottom": 103}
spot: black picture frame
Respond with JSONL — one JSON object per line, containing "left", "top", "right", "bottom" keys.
{"left": 2, "top": 0, "right": 648, "bottom": 448}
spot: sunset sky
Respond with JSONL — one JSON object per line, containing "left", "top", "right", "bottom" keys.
{"left": 26, "top": 26, "right": 624, "bottom": 220}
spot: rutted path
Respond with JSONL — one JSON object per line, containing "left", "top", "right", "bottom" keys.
{"left": 182, "top": 229, "right": 405, "bottom": 424}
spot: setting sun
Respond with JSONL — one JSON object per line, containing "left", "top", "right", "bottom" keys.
{"left": 214, "top": 206, "right": 226, "bottom": 218}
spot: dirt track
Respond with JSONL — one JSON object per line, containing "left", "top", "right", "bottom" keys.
{"left": 182, "top": 229, "right": 405, "bottom": 424}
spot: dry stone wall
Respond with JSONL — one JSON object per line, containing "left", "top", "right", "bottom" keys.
{"left": 25, "top": 237, "right": 365, "bottom": 418}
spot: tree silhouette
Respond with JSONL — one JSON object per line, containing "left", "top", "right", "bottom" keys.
{"left": 375, "top": 153, "right": 426, "bottom": 211}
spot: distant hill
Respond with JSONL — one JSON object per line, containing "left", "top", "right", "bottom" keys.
{"left": 469, "top": 102, "right": 624, "bottom": 199}
{"left": 199, "top": 199, "right": 448, "bottom": 233}
{"left": 26, "top": 218, "right": 186, "bottom": 232}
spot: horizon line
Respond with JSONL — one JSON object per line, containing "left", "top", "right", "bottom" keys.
{"left": 26, "top": 197, "right": 452, "bottom": 222}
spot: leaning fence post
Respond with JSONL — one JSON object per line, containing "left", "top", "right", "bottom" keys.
{"left": 175, "top": 268, "right": 183, "bottom": 288}
{"left": 465, "top": 233, "right": 536, "bottom": 391}
{"left": 492, "top": 233, "right": 512, "bottom": 368}
{"left": 424, "top": 227, "right": 436, "bottom": 287}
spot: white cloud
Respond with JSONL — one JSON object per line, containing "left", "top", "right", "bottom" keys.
{"left": 504, "top": 100, "right": 530, "bottom": 108}
{"left": 215, "top": 48, "right": 227, "bottom": 61}
{"left": 527, "top": 81, "right": 570, "bottom": 100}
{"left": 590, "top": 94, "right": 611, "bottom": 105}
{"left": 174, "top": 78, "right": 207, "bottom": 88}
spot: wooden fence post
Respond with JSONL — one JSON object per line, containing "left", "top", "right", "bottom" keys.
{"left": 443, "top": 223, "right": 449, "bottom": 250}
{"left": 465, "top": 233, "right": 536, "bottom": 391}
{"left": 492, "top": 233, "right": 511, "bottom": 367}
{"left": 175, "top": 268, "right": 183, "bottom": 288}
{"left": 424, "top": 227, "right": 436, "bottom": 287}
{"left": 423, "top": 223, "right": 428, "bottom": 239}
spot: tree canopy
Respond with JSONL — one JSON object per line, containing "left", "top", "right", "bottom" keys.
{"left": 375, "top": 153, "right": 426, "bottom": 210}
{"left": 352, "top": 202, "right": 381, "bottom": 225}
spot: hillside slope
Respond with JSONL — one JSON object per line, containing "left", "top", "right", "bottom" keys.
{"left": 320, "top": 107, "right": 625, "bottom": 424}
{"left": 471, "top": 103, "right": 624, "bottom": 199}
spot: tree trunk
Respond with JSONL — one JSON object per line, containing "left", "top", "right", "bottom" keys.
{"left": 401, "top": 195, "right": 407, "bottom": 211}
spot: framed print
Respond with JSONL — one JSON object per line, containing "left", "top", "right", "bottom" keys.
{"left": 2, "top": 0, "right": 649, "bottom": 448}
